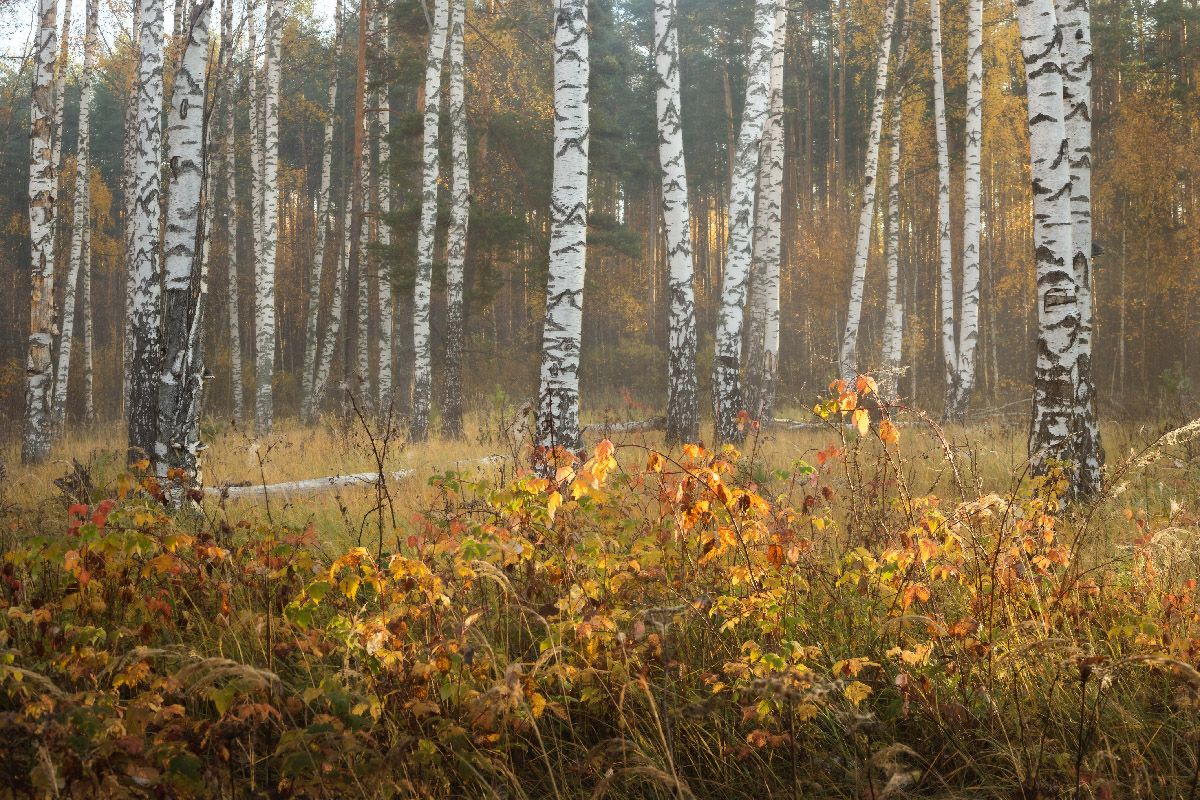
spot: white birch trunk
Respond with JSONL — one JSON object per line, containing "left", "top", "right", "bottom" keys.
{"left": 157, "top": 0, "right": 212, "bottom": 479}
{"left": 1016, "top": 0, "right": 1079, "bottom": 477}
{"left": 1056, "top": 0, "right": 1103, "bottom": 493}
{"left": 949, "top": 0, "right": 984, "bottom": 418}
{"left": 301, "top": 0, "right": 343, "bottom": 424}
{"left": 221, "top": 0, "right": 244, "bottom": 420}
{"left": 443, "top": 0, "right": 468, "bottom": 438}
{"left": 128, "top": 0, "right": 166, "bottom": 463}
{"left": 838, "top": 0, "right": 896, "bottom": 385}
{"left": 51, "top": 0, "right": 72, "bottom": 202}
{"left": 881, "top": 9, "right": 910, "bottom": 403}
{"left": 710, "top": 0, "right": 777, "bottom": 444}
{"left": 312, "top": 194, "right": 353, "bottom": 414}
{"left": 123, "top": 0, "right": 142, "bottom": 408}
{"left": 51, "top": 0, "right": 98, "bottom": 434}
{"left": 654, "top": 0, "right": 698, "bottom": 446}
{"left": 745, "top": 1, "right": 787, "bottom": 422}
{"left": 376, "top": 5, "right": 394, "bottom": 415}
{"left": 254, "top": 0, "right": 282, "bottom": 432}
{"left": 356, "top": 133, "right": 371, "bottom": 400}
{"left": 535, "top": 0, "right": 590, "bottom": 453}
{"left": 82, "top": 220, "right": 94, "bottom": 424}
{"left": 23, "top": 0, "right": 58, "bottom": 465}
{"left": 411, "top": 0, "right": 450, "bottom": 441}
{"left": 931, "top": 0, "right": 957, "bottom": 414}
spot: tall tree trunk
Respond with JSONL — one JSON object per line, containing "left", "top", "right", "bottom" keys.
{"left": 1056, "top": 0, "right": 1103, "bottom": 494}
{"left": 949, "top": 0, "right": 983, "bottom": 418}
{"left": 442, "top": 0, "right": 468, "bottom": 438}
{"left": 247, "top": 0, "right": 262, "bottom": 284}
{"left": 1017, "top": 0, "right": 1079, "bottom": 481}
{"left": 710, "top": 0, "right": 778, "bottom": 445}
{"left": 123, "top": 0, "right": 142, "bottom": 409}
{"left": 312, "top": 194, "right": 352, "bottom": 414}
{"left": 23, "top": 0, "right": 58, "bottom": 465}
{"left": 411, "top": 0, "right": 450, "bottom": 441}
{"left": 745, "top": 0, "right": 787, "bottom": 421}
{"left": 655, "top": 0, "right": 698, "bottom": 446}
{"left": 82, "top": 220, "right": 94, "bottom": 424}
{"left": 157, "top": 0, "right": 212, "bottom": 480}
{"left": 51, "top": 0, "right": 72, "bottom": 207}
{"left": 931, "top": 0, "right": 957, "bottom": 414}
{"left": 254, "top": 0, "right": 282, "bottom": 432}
{"left": 838, "top": 0, "right": 897, "bottom": 383}
{"left": 52, "top": 0, "right": 98, "bottom": 434}
{"left": 222, "top": 0, "right": 244, "bottom": 420}
{"left": 301, "top": 0, "right": 343, "bottom": 424}
{"left": 881, "top": 6, "right": 911, "bottom": 402}
{"left": 356, "top": 132, "right": 372, "bottom": 400}
{"left": 535, "top": 0, "right": 590, "bottom": 454}
{"left": 376, "top": 4, "right": 394, "bottom": 416}
{"left": 128, "top": 0, "right": 166, "bottom": 463}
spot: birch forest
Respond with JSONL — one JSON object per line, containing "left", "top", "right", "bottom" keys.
{"left": 3, "top": 0, "right": 1200, "bottom": 793}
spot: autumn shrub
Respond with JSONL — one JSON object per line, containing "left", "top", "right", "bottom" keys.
{"left": 2, "top": 384, "right": 1200, "bottom": 798}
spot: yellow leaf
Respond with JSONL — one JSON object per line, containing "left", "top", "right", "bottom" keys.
{"left": 340, "top": 575, "right": 361, "bottom": 601}
{"left": 853, "top": 409, "right": 870, "bottom": 437}
{"left": 879, "top": 419, "right": 900, "bottom": 446}
{"left": 844, "top": 681, "right": 873, "bottom": 708}
{"left": 547, "top": 491, "right": 562, "bottom": 520}
{"left": 647, "top": 452, "right": 665, "bottom": 473}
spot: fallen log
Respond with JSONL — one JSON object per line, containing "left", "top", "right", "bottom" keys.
{"left": 580, "top": 417, "right": 666, "bottom": 435}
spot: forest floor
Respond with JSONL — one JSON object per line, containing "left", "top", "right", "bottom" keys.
{"left": 2, "top": 398, "right": 1200, "bottom": 797}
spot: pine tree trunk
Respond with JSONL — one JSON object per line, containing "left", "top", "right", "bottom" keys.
{"left": 655, "top": 0, "right": 698, "bottom": 446}
{"left": 254, "top": 0, "right": 282, "bottom": 432}
{"left": 1017, "top": 0, "right": 1079, "bottom": 479}
{"left": 837, "top": 0, "right": 896, "bottom": 384}
{"left": 949, "top": 0, "right": 984, "bottom": 419}
{"left": 157, "top": 0, "right": 212, "bottom": 479}
{"left": 1056, "top": 0, "right": 1104, "bottom": 493}
{"left": 745, "top": 0, "right": 787, "bottom": 422}
{"left": 710, "top": 0, "right": 778, "bottom": 445}
{"left": 23, "top": 0, "right": 58, "bottom": 465}
{"left": 535, "top": 0, "right": 590, "bottom": 454}
{"left": 301, "top": 0, "right": 343, "bottom": 424}
{"left": 127, "top": 0, "right": 166, "bottom": 464}
{"left": 51, "top": 0, "right": 97, "bottom": 434}
{"left": 881, "top": 7, "right": 911, "bottom": 402}
{"left": 222, "top": 0, "right": 244, "bottom": 421}
{"left": 931, "top": 0, "right": 957, "bottom": 416}
{"left": 442, "top": 0, "right": 468, "bottom": 439}
{"left": 411, "top": 0, "right": 450, "bottom": 441}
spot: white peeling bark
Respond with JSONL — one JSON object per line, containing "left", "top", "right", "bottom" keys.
{"left": 23, "top": 0, "right": 58, "bottom": 465}
{"left": 122, "top": 0, "right": 142, "bottom": 409}
{"left": 356, "top": 133, "right": 372, "bottom": 401}
{"left": 82, "top": 221, "right": 94, "bottom": 424}
{"left": 51, "top": 0, "right": 98, "bottom": 435}
{"left": 881, "top": 8, "right": 911, "bottom": 402}
{"left": 443, "top": 0, "right": 468, "bottom": 438}
{"left": 128, "top": 0, "right": 166, "bottom": 463}
{"left": 376, "top": 7, "right": 394, "bottom": 416}
{"left": 51, "top": 0, "right": 72, "bottom": 201}
{"left": 411, "top": 0, "right": 449, "bottom": 441}
{"left": 302, "top": 0, "right": 343, "bottom": 424}
{"left": 1016, "top": 0, "right": 1079, "bottom": 478}
{"left": 312, "top": 193, "right": 353, "bottom": 414}
{"left": 1056, "top": 0, "right": 1103, "bottom": 494}
{"left": 535, "top": 0, "right": 590, "bottom": 453}
{"left": 254, "top": 0, "right": 282, "bottom": 432}
{"left": 654, "top": 0, "right": 697, "bottom": 446}
{"left": 745, "top": 0, "right": 787, "bottom": 423}
{"left": 221, "top": 0, "right": 244, "bottom": 421}
{"left": 711, "top": 0, "right": 777, "bottom": 444}
{"left": 157, "top": 0, "right": 212, "bottom": 480}
{"left": 930, "top": 0, "right": 957, "bottom": 413}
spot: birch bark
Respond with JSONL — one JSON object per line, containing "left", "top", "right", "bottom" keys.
{"left": 123, "top": 0, "right": 142, "bottom": 408}
{"left": 411, "top": 0, "right": 450, "bottom": 441}
{"left": 375, "top": 7, "right": 393, "bottom": 415}
{"left": 654, "top": 0, "right": 698, "bottom": 445}
{"left": 442, "top": 0, "right": 469, "bottom": 438}
{"left": 312, "top": 195, "right": 353, "bottom": 414}
{"left": 128, "top": 0, "right": 166, "bottom": 463}
{"left": 931, "top": 0, "right": 957, "bottom": 412}
{"left": 535, "top": 0, "right": 590, "bottom": 453}
{"left": 356, "top": 133, "right": 371, "bottom": 400}
{"left": 23, "top": 0, "right": 58, "bottom": 465}
{"left": 881, "top": 7, "right": 911, "bottom": 402}
{"left": 710, "top": 0, "right": 777, "bottom": 444}
{"left": 254, "top": 0, "right": 282, "bottom": 432}
{"left": 82, "top": 221, "right": 94, "bottom": 423}
{"left": 222, "top": 0, "right": 244, "bottom": 420}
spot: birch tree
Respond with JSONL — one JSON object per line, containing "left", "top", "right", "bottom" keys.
{"left": 1015, "top": 0, "right": 1080, "bottom": 478}
{"left": 222, "top": 0, "right": 244, "bottom": 420}
{"left": 930, "top": 0, "right": 957, "bottom": 412}
{"left": 355, "top": 133, "right": 371, "bottom": 400}
{"left": 311, "top": 196, "right": 353, "bottom": 414}
{"left": 535, "top": 0, "right": 590, "bottom": 453}
{"left": 1056, "top": 0, "right": 1104, "bottom": 493}
{"left": 744, "top": 0, "right": 787, "bottom": 422}
{"left": 443, "top": 0, "right": 469, "bottom": 438}
{"left": 376, "top": 5, "right": 394, "bottom": 415}
{"left": 123, "top": 0, "right": 142, "bottom": 406}
{"left": 22, "top": 0, "right": 58, "bottom": 465}
{"left": 301, "top": 0, "right": 343, "bottom": 424}
{"left": 51, "top": 0, "right": 99, "bottom": 434}
{"left": 411, "top": 0, "right": 449, "bottom": 441}
{"left": 82, "top": 222, "right": 95, "bottom": 423}
{"left": 654, "top": 0, "right": 698, "bottom": 445}
{"left": 128, "top": 0, "right": 166, "bottom": 463}
{"left": 51, "top": 0, "right": 72, "bottom": 205}
{"left": 254, "top": 0, "right": 283, "bottom": 432}
{"left": 881, "top": 6, "right": 911, "bottom": 401}
{"left": 157, "top": 0, "right": 213, "bottom": 479}
{"left": 710, "top": 0, "right": 777, "bottom": 444}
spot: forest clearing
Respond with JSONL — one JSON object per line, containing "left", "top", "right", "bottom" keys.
{"left": 3, "top": 0, "right": 1200, "bottom": 790}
